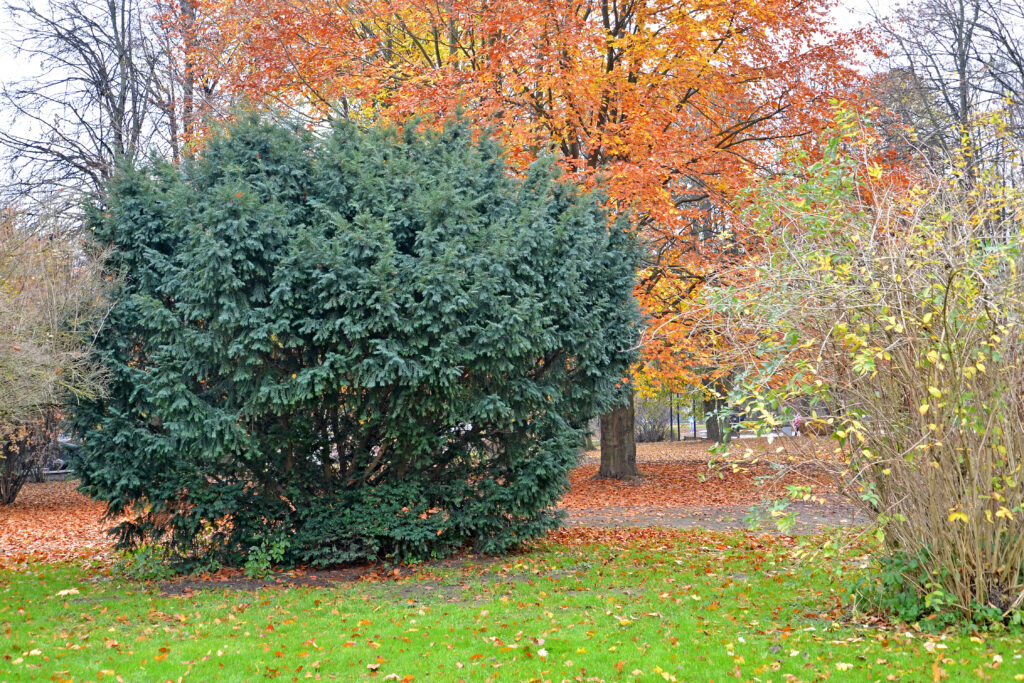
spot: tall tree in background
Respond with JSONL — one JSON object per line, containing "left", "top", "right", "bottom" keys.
{"left": 156, "top": 0, "right": 221, "bottom": 159}
{"left": 1, "top": 0, "right": 161, "bottom": 200}
{"left": 872, "top": 0, "right": 1024, "bottom": 182}
{"left": 186, "top": 0, "right": 863, "bottom": 471}
{"left": 0, "top": 0, "right": 220, "bottom": 206}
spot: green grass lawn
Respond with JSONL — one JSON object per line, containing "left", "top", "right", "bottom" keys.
{"left": 2, "top": 528, "right": 1021, "bottom": 682}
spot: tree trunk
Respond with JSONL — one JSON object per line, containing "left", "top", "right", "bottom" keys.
{"left": 704, "top": 396, "right": 730, "bottom": 444}
{"left": 597, "top": 391, "right": 638, "bottom": 479}
{"left": 179, "top": 0, "right": 199, "bottom": 156}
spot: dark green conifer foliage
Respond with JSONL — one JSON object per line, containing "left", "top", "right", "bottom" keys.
{"left": 74, "top": 115, "right": 638, "bottom": 566}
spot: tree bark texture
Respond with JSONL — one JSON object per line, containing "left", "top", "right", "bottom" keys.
{"left": 598, "top": 391, "right": 638, "bottom": 479}
{"left": 704, "top": 396, "right": 730, "bottom": 444}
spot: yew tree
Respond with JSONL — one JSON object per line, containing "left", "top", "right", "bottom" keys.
{"left": 180, "top": 0, "right": 862, "bottom": 470}
{"left": 74, "top": 115, "right": 639, "bottom": 566}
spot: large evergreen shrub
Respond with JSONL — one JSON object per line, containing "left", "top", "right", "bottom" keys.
{"left": 74, "top": 116, "right": 639, "bottom": 567}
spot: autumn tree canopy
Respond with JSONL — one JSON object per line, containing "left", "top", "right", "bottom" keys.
{"left": 180, "top": 0, "right": 863, "bottom": 391}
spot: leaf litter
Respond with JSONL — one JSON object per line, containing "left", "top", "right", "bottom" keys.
{"left": 2, "top": 441, "right": 852, "bottom": 569}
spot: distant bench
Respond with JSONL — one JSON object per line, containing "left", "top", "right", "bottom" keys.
{"left": 42, "top": 468, "right": 75, "bottom": 482}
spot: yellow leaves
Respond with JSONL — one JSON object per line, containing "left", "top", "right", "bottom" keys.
{"left": 811, "top": 253, "right": 833, "bottom": 274}
{"left": 919, "top": 403, "right": 930, "bottom": 416}
{"left": 996, "top": 507, "right": 1014, "bottom": 521}
{"left": 947, "top": 511, "right": 968, "bottom": 523}
{"left": 841, "top": 332, "right": 865, "bottom": 350}
{"left": 927, "top": 386, "right": 942, "bottom": 399}
{"left": 882, "top": 315, "right": 903, "bottom": 333}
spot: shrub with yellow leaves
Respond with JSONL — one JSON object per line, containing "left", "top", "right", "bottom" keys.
{"left": 721, "top": 108, "right": 1024, "bottom": 625}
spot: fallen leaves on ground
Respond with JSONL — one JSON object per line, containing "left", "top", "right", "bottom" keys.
{"left": 543, "top": 525, "right": 711, "bottom": 549}
{"left": 579, "top": 440, "right": 724, "bottom": 465}
{"left": 1, "top": 440, "right": 839, "bottom": 567}
{"left": 562, "top": 460, "right": 834, "bottom": 510}
{"left": 0, "top": 481, "right": 117, "bottom": 569}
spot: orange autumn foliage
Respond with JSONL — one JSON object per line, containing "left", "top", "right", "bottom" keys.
{"left": 176, "top": 0, "right": 865, "bottom": 389}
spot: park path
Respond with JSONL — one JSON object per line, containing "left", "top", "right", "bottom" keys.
{"left": 566, "top": 501, "right": 866, "bottom": 535}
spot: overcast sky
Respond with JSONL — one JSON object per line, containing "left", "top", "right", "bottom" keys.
{"left": 834, "top": 0, "right": 897, "bottom": 30}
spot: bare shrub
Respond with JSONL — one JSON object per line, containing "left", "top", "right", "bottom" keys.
{"left": 726, "top": 112, "right": 1024, "bottom": 624}
{"left": 634, "top": 392, "right": 671, "bottom": 442}
{"left": 0, "top": 205, "right": 108, "bottom": 504}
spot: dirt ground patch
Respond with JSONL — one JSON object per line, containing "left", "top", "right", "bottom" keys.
{"left": 578, "top": 436, "right": 837, "bottom": 467}
{"left": 566, "top": 501, "right": 866, "bottom": 535}
{"left": 561, "top": 455, "right": 854, "bottom": 535}
{"left": 158, "top": 565, "right": 397, "bottom": 596}
{"left": 154, "top": 554, "right": 580, "bottom": 597}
